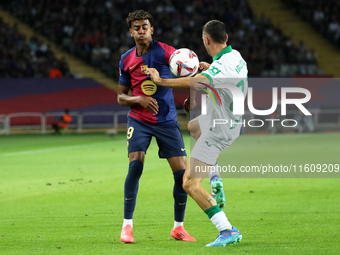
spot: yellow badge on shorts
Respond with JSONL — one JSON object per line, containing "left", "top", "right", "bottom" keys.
{"left": 141, "top": 80, "right": 157, "bottom": 95}
{"left": 141, "top": 65, "right": 148, "bottom": 74}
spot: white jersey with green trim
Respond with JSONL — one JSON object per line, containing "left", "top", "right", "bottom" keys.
{"left": 200, "top": 45, "right": 248, "bottom": 140}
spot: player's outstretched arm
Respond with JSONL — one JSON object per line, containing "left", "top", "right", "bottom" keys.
{"left": 117, "top": 84, "right": 159, "bottom": 115}
{"left": 146, "top": 68, "right": 209, "bottom": 91}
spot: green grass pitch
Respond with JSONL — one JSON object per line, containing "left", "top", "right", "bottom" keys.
{"left": 0, "top": 132, "right": 339, "bottom": 254}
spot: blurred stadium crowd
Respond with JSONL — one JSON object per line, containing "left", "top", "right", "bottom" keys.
{"left": 1, "top": 0, "right": 322, "bottom": 79}
{"left": 283, "top": 0, "right": 340, "bottom": 47}
{"left": 0, "top": 18, "right": 72, "bottom": 78}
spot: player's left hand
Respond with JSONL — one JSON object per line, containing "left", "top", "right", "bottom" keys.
{"left": 199, "top": 61, "right": 210, "bottom": 71}
{"left": 146, "top": 68, "right": 162, "bottom": 85}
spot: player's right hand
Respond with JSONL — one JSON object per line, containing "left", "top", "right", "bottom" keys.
{"left": 199, "top": 62, "right": 210, "bottom": 71}
{"left": 138, "top": 96, "right": 159, "bottom": 115}
{"left": 183, "top": 98, "right": 196, "bottom": 113}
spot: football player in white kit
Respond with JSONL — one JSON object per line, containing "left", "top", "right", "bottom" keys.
{"left": 146, "top": 20, "right": 247, "bottom": 247}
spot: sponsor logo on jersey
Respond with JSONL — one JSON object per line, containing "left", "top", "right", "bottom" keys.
{"left": 141, "top": 80, "right": 157, "bottom": 95}
{"left": 208, "top": 66, "right": 221, "bottom": 76}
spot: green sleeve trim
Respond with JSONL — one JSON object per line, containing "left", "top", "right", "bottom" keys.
{"left": 201, "top": 72, "right": 213, "bottom": 85}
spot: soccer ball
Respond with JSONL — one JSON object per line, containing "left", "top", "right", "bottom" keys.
{"left": 169, "top": 48, "right": 199, "bottom": 77}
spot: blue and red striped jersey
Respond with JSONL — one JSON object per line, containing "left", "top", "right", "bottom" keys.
{"left": 118, "top": 40, "right": 177, "bottom": 125}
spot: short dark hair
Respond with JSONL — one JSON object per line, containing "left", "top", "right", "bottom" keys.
{"left": 126, "top": 10, "right": 153, "bottom": 28}
{"left": 203, "top": 20, "right": 227, "bottom": 44}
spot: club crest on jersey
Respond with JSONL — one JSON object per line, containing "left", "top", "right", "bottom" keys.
{"left": 141, "top": 65, "right": 148, "bottom": 74}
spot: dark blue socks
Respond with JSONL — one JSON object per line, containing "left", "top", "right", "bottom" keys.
{"left": 173, "top": 169, "right": 187, "bottom": 222}
{"left": 124, "top": 163, "right": 187, "bottom": 222}
{"left": 124, "top": 160, "right": 143, "bottom": 219}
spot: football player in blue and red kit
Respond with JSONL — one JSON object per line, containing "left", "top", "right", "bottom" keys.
{"left": 118, "top": 10, "right": 196, "bottom": 243}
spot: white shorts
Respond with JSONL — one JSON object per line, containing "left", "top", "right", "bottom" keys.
{"left": 190, "top": 115, "right": 241, "bottom": 165}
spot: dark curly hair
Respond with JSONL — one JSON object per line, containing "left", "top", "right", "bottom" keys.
{"left": 126, "top": 10, "right": 153, "bottom": 28}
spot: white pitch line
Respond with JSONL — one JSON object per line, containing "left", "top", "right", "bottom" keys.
{"left": 0, "top": 140, "right": 125, "bottom": 157}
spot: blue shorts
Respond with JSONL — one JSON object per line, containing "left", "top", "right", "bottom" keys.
{"left": 127, "top": 116, "right": 187, "bottom": 158}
